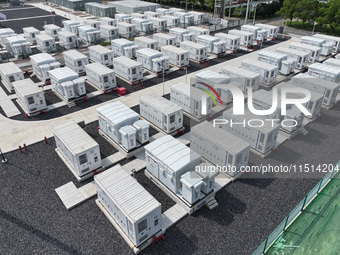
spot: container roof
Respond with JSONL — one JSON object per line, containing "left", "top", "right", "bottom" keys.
{"left": 97, "top": 101, "right": 139, "bottom": 125}
{"left": 222, "top": 65, "right": 260, "bottom": 79}
{"left": 153, "top": 33, "right": 175, "bottom": 40}
{"left": 275, "top": 47, "right": 309, "bottom": 56}
{"left": 85, "top": 62, "right": 114, "bottom": 76}
{"left": 161, "top": 45, "right": 188, "bottom": 54}
{"left": 63, "top": 49, "right": 88, "bottom": 59}
{"left": 180, "top": 40, "right": 207, "bottom": 49}
{"left": 36, "top": 34, "right": 55, "bottom": 41}
{"left": 58, "top": 30, "right": 77, "bottom": 37}
{"left": 140, "top": 93, "right": 182, "bottom": 115}
{"left": 215, "top": 32, "right": 240, "bottom": 40}
{"left": 113, "top": 56, "right": 141, "bottom": 68}
{"left": 309, "top": 63, "right": 340, "bottom": 75}
{"left": 49, "top": 67, "right": 79, "bottom": 80}
{"left": 13, "top": 79, "right": 42, "bottom": 96}
{"left": 228, "top": 29, "right": 253, "bottom": 36}
{"left": 0, "top": 62, "right": 22, "bottom": 74}
{"left": 242, "top": 58, "right": 278, "bottom": 71}
{"left": 293, "top": 73, "right": 340, "bottom": 89}
{"left": 89, "top": 45, "right": 112, "bottom": 54}
{"left": 23, "top": 27, "right": 40, "bottom": 33}
{"left": 6, "top": 36, "right": 28, "bottom": 43}
{"left": 44, "top": 24, "right": 61, "bottom": 29}
{"left": 135, "top": 36, "right": 157, "bottom": 43}
{"left": 289, "top": 42, "right": 321, "bottom": 51}
{"left": 109, "top": 0, "right": 160, "bottom": 8}
{"left": 30, "top": 53, "right": 56, "bottom": 63}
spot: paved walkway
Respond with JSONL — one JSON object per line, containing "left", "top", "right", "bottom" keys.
{"left": 0, "top": 87, "right": 21, "bottom": 118}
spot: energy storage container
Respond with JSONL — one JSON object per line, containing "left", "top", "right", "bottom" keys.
{"left": 94, "top": 164, "right": 162, "bottom": 248}
{"left": 196, "top": 35, "right": 226, "bottom": 55}
{"left": 78, "top": 26, "right": 101, "bottom": 43}
{"left": 53, "top": 121, "right": 101, "bottom": 177}
{"left": 89, "top": 45, "right": 114, "bottom": 67}
{"left": 13, "top": 79, "right": 47, "bottom": 114}
{"left": 49, "top": 67, "right": 86, "bottom": 100}
{"left": 292, "top": 73, "right": 339, "bottom": 107}
{"left": 170, "top": 83, "right": 213, "bottom": 119}
{"left": 161, "top": 15, "right": 180, "bottom": 28}
{"left": 214, "top": 33, "right": 240, "bottom": 52}
{"left": 241, "top": 24, "right": 267, "bottom": 41}
{"left": 134, "top": 36, "right": 159, "bottom": 50}
{"left": 254, "top": 23, "right": 279, "bottom": 39}
{"left": 0, "top": 62, "right": 24, "bottom": 92}
{"left": 191, "top": 121, "right": 250, "bottom": 176}
{"left": 85, "top": 2, "right": 116, "bottom": 18}
{"left": 5, "top": 36, "right": 32, "bottom": 56}
{"left": 187, "top": 11, "right": 205, "bottom": 24}
{"left": 23, "top": 27, "right": 40, "bottom": 44}
{"left": 136, "top": 48, "right": 169, "bottom": 73}
{"left": 44, "top": 24, "right": 61, "bottom": 39}
{"left": 119, "top": 125, "right": 137, "bottom": 151}
{"left": 144, "top": 11, "right": 160, "bottom": 19}
{"left": 100, "top": 17, "right": 117, "bottom": 27}
{"left": 144, "top": 135, "right": 201, "bottom": 193}
{"left": 300, "top": 36, "right": 332, "bottom": 56}
{"left": 0, "top": 28, "right": 16, "bottom": 46}
{"left": 35, "top": 34, "right": 57, "bottom": 53}
{"left": 30, "top": 53, "right": 60, "bottom": 81}
{"left": 58, "top": 30, "right": 78, "bottom": 49}
{"left": 187, "top": 26, "right": 209, "bottom": 41}
{"left": 161, "top": 45, "right": 189, "bottom": 68}
{"left": 221, "top": 65, "right": 260, "bottom": 93}
{"left": 115, "top": 14, "right": 132, "bottom": 23}
{"left": 169, "top": 28, "right": 194, "bottom": 45}
{"left": 84, "top": 19, "right": 101, "bottom": 29}
{"left": 169, "top": 8, "right": 185, "bottom": 13}
{"left": 275, "top": 47, "right": 309, "bottom": 70}
{"left": 63, "top": 50, "right": 89, "bottom": 75}
{"left": 289, "top": 42, "right": 321, "bottom": 63}
{"left": 62, "top": 20, "right": 81, "bottom": 34}
{"left": 173, "top": 12, "right": 194, "bottom": 26}
{"left": 100, "top": 25, "right": 119, "bottom": 40}
{"left": 97, "top": 101, "right": 139, "bottom": 146}
{"left": 180, "top": 41, "right": 207, "bottom": 63}
{"left": 222, "top": 109, "right": 280, "bottom": 155}
{"left": 155, "top": 8, "right": 171, "bottom": 16}
{"left": 139, "top": 94, "right": 183, "bottom": 133}
{"left": 132, "top": 119, "right": 150, "bottom": 144}
{"left": 307, "top": 63, "right": 340, "bottom": 84}
{"left": 111, "top": 38, "right": 139, "bottom": 58}
{"left": 257, "top": 50, "right": 296, "bottom": 75}
{"left": 314, "top": 34, "right": 340, "bottom": 53}
{"left": 323, "top": 58, "right": 340, "bottom": 69}
{"left": 149, "top": 17, "right": 167, "bottom": 31}
{"left": 117, "top": 22, "right": 136, "bottom": 38}
{"left": 195, "top": 162, "right": 219, "bottom": 194}
{"left": 153, "top": 33, "right": 176, "bottom": 47}
{"left": 131, "top": 18, "right": 154, "bottom": 33}
{"left": 228, "top": 29, "right": 254, "bottom": 47}
{"left": 240, "top": 59, "right": 279, "bottom": 86}
{"left": 131, "top": 13, "right": 147, "bottom": 19}
{"left": 180, "top": 172, "right": 203, "bottom": 204}
{"left": 85, "top": 62, "right": 117, "bottom": 91}
{"left": 113, "top": 56, "right": 143, "bottom": 83}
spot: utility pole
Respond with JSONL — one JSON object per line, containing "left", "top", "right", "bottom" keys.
{"left": 244, "top": 0, "right": 250, "bottom": 25}
{"left": 220, "top": 0, "right": 225, "bottom": 19}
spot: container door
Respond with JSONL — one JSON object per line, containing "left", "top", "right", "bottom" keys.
{"left": 78, "top": 152, "right": 91, "bottom": 175}
{"left": 136, "top": 218, "right": 149, "bottom": 246}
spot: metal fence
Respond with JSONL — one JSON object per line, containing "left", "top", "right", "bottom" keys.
{"left": 252, "top": 165, "right": 339, "bottom": 255}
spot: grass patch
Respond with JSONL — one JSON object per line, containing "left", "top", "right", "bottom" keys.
{"left": 285, "top": 21, "right": 340, "bottom": 36}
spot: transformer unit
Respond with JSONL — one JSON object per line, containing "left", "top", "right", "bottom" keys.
{"left": 161, "top": 45, "right": 189, "bottom": 68}
{"left": 5, "top": 36, "right": 32, "bottom": 56}
{"left": 323, "top": 58, "right": 340, "bottom": 69}
{"left": 84, "top": 19, "right": 101, "bottom": 29}
{"left": 131, "top": 18, "right": 154, "bottom": 33}
{"left": 53, "top": 121, "right": 101, "bottom": 177}
{"left": 133, "top": 119, "right": 150, "bottom": 145}
{"left": 136, "top": 48, "right": 169, "bottom": 73}
{"left": 100, "top": 25, "right": 119, "bottom": 40}
{"left": 195, "top": 162, "right": 219, "bottom": 195}
{"left": 49, "top": 67, "right": 86, "bottom": 100}
{"left": 173, "top": 12, "right": 194, "bottom": 26}
{"left": 58, "top": 30, "right": 78, "bottom": 49}
{"left": 78, "top": 26, "right": 101, "bottom": 43}
{"left": 180, "top": 41, "right": 207, "bottom": 63}
{"left": 111, "top": 38, "right": 139, "bottom": 58}
{"left": 95, "top": 164, "right": 162, "bottom": 248}
{"left": 241, "top": 24, "right": 267, "bottom": 42}
{"left": 113, "top": 56, "right": 143, "bottom": 84}
{"left": 119, "top": 125, "right": 137, "bottom": 151}
{"left": 275, "top": 47, "right": 309, "bottom": 70}
{"left": 221, "top": 65, "right": 260, "bottom": 93}
{"left": 100, "top": 17, "right": 117, "bottom": 27}
{"left": 314, "top": 34, "right": 340, "bottom": 53}
{"left": 0, "top": 62, "right": 24, "bottom": 92}
{"left": 228, "top": 30, "right": 254, "bottom": 47}
{"left": 289, "top": 42, "right": 321, "bottom": 63}
{"left": 257, "top": 50, "right": 296, "bottom": 75}
{"left": 62, "top": 20, "right": 81, "bottom": 35}
{"left": 144, "top": 11, "right": 160, "bottom": 19}
{"left": 149, "top": 17, "right": 167, "bottom": 32}
{"left": 307, "top": 63, "right": 340, "bottom": 84}
{"left": 115, "top": 14, "right": 132, "bottom": 23}
{"left": 188, "top": 11, "right": 205, "bottom": 24}
{"left": 44, "top": 24, "right": 61, "bottom": 39}
{"left": 214, "top": 33, "right": 240, "bottom": 52}
{"left": 85, "top": 63, "right": 116, "bottom": 92}
{"left": 187, "top": 26, "right": 209, "bottom": 41}
{"left": 131, "top": 13, "right": 147, "bottom": 19}
{"left": 0, "top": 28, "right": 17, "bottom": 46}
{"left": 300, "top": 36, "right": 332, "bottom": 56}
{"left": 161, "top": 15, "right": 180, "bottom": 28}
{"left": 153, "top": 33, "right": 176, "bottom": 47}
{"left": 169, "top": 28, "right": 194, "bottom": 45}
{"left": 240, "top": 59, "right": 279, "bottom": 86}
{"left": 180, "top": 171, "right": 204, "bottom": 204}
{"left": 196, "top": 35, "right": 226, "bottom": 55}
{"left": 134, "top": 36, "right": 159, "bottom": 50}
{"left": 30, "top": 53, "right": 60, "bottom": 81}
{"left": 191, "top": 121, "right": 250, "bottom": 177}
{"left": 170, "top": 83, "right": 213, "bottom": 119}
{"left": 254, "top": 23, "right": 279, "bottom": 39}
{"left": 292, "top": 73, "right": 339, "bottom": 107}
{"left": 89, "top": 45, "right": 114, "bottom": 67}
{"left": 23, "top": 27, "right": 40, "bottom": 44}
{"left": 140, "top": 94, "right": 183, "bottom": 133}
{"left": 63, "top": 50, "right": 89, "bottom": 75}
{"left": 35, "top": 34, "right": 57, "bottom": 53}
{"left": 117, "top": 22, "right": 137, "bottom": 38}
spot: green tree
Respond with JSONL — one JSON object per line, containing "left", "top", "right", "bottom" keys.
{"left": 279, "top": 0, "right": 300, "bottom": 25}
{"left": 317, "top": 0, "right": 340, "bottom": 32}
{"left": 293, "top": 0, "right": 319, "bottom": 28}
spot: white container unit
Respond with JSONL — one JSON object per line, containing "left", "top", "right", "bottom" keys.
{"left": 254, "top": 23, "right": 279, "bottom": 39}
{"left": 35, "top": 34, "right": 57, "bottom": 53}
{"left": 292, "top": 73, "right": 339, "bottom": 107}
{"left": 13, "top": 79, "right": 47, "bottom": 114}
{"left": 131, "top": 18, "right": 154, "bottom": 33}
{"left": 136, "top": 48, "right": 169, "bottom": 73}
{"left": 241, "top": 24, "right": 267, "bottom": 42}
{"left": 144, "top": 11, "right": 160, "bottom": 19}
{"left": 149, "top": 17, "right": 167, "bottom": 32}
{"left": 228, "top": 30, "right": 254, "bottom": 47}
{"left": 153, "top": 33, "right": 176, "bottom": 47}
{"left": 84, "top": 19, "right": 101, "bottom": 29}
{"left": 180, "top": 172, "right": 204, "bottom": 204}
{"left": 5, "top": 36, "right": 32, "bottom": 56}
{"left": 155, "top": 8, "right": 171, "bottom": 16}
{"left": 161, "top": 15, "right": 180, "bottom": 28}
{"left": 196, "top": 35, "right": 226, "bottom": 55}
{"left": 170, "top": 83, "right": 213, "bottom": 119}
{"left": 100, "top": 25, "right": 119, "bottom": 40}
{"left": 0, "top": 62, "right": 24, "bottom": 92}
{"left": 169, "top": 8, "right": 185, "bottom": 13}
{"left": 187, "top": 26, "right": 209, "bottom": 41}
{"left": 144, "top": 135, "right": 201, "bottom": 193}
{"left": 289, "top": 42, "right": 321, "bottom": 63}
{"left": 117, "top": 22, "right": 137, "bottom": 38}
{"left": 131, "top": 13, "right": 147, "bottom": 19}
{"left": 134, "top": 36, "right": 159, "bottom": 50}
{"left": 214, "top": 33, "right": 240, "bottom": 52}
{"left": 161, "top": 45, "right": 189, "bottom": 68}
{"left": 140, "top": 94, "right": 183, "bottom": 134}
{"left": 63, "top": 20, "right": 81, "bottom": 34}
{"left": 49, "top": 67, "right": 86, "bottom": 100}
{"left": 53, "top": 121, "right": 101, "bottom": 177}
{"left": 191, "top": 121, "right": 250, "bottom": 177}
{"left": 119, "top": 125, "right": 137, "bottom": 151}
{"left": 240, "top": 59, "right": 279, "bottom": 86}
{"left": 23, "top": 27, "right": 40, "bottom": 44}
{"left": 30, "top": 53, "right": 60, "bottom": 81}
{"left": 89, "top": 45, "right": 114, "bottom": 67}
{"left": 187, "top": 11, "right": 205, "bottom": 24}
{"left": 300, "top": 36, "right": 332, "bottom": 56}
{"left": 169, "top": 28, "right": 194, "bottom": 45}
{"left": 275, "top": 47, "right": 309, "bottom": 70}
{"left": 173, "top": 12, "right": 194, "bottom": 26}
{"left": 113, "top": 56, "right": 143, "bottom": 84}
{"left": 111, "top": 38, "right": 140, "bottom": 58}
{"left": 180, "top": 41, "right": 207, "bottom": 63}
{"left": 314, "top": 34, "right": 340, "bottom": 53}
{"left": 44, "top": 24, "right": 61, "bottom": 39}
{"left": 95, "top": 164, "right": 162, "bottom": 248}
{"left": 323, "top": 58, "right": 340, "bottom": 69}
{"left": 133, "top": 119, "right": 150, "bottom": 145}
{"left": 257, "top": 50, "right": 296, "bottom": 75}
{"left": 115, "top": 14, "right": 132, "bottom": 23}
{"left": 307, "top": 63, "right": 340, "bottom": 84}
{"left": 78, "top": 26, "right": 101, "bottom": 43}
{"left": 63, "top": 50, "right": 89, "bottom": 75}
{"left": 100, "top": 17, "right": 117, "bottom": 27}
{"left": 221, "top": 65, "right": 260, "bottom": 93}
{"left": 0, "top": 28, "right": 16, "bottom": 46}
{"left": 58, "top": 31, "right": 78, "bottom": 49}
{"left": 85, "top": 63, "right": 117, "bottom": 92}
